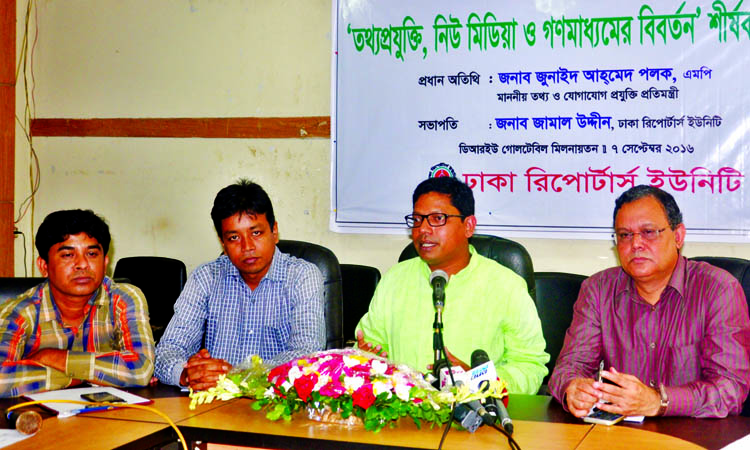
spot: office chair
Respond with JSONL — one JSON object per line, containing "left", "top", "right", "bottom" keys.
{"left": 398, "top": 233, "right": 536, "bottom": 300}
{"left": 533, "top": 271, "right": 588, "bottom": 391}
{"left": 113, "top": 256, "right": 187, "bottom": 343}
{"left": 277, "top": 240, "right": 344, "bottom": 350}
{"left": 0, "top": 277, "right": 46, "bottom": 303}
{"left": 340, "top": 264, "right": 381, "bottom": 343}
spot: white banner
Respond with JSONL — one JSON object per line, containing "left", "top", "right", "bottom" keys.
{"left": 331, "top": 0, "right": 750, "bottom": 241}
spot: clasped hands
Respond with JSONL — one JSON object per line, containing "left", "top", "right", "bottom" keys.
{"left": 565, "top": 367, "right": 661, "bottom": 418}
{"left": 180, "top": 348, "right": 231, "bottom": 391}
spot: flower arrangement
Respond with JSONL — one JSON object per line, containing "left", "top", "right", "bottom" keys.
{"left": 189, "top": 348, "right": 507, "bottom": 433}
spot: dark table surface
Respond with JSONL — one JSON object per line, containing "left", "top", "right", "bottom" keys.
{"left": 507, "top": 394, "right": 750, "bottom": 449}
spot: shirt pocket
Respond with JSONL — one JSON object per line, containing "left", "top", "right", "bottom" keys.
{"left": 260, "top": 321, "right": 291, "bottom": 358}
{"left": 666, "top": 343, "right": 700, "bottom": 385}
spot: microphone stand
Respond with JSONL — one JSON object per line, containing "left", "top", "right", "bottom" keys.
{"left": 432, "top": 286, "right": 450, "bottom": 384}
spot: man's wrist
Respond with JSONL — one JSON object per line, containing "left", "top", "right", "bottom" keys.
{"left": 655, "top": 383, "right": 669, "bottom": 416}
{"left": 652, "top": 384, "right": 669, "bottom": 416}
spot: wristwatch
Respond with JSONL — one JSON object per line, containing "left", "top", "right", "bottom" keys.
{"left": 656, "top": 383, "right": 669, "bottom": 416}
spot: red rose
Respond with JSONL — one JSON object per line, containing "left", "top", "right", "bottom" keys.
{"left": 293, "top": 373, "right": 318, "bottom": 402}
{"left": 268, "top": 363, "right": 293, "bottom": 387}
{"left": 352, "top": 384, "right": 376, "bottom": 409}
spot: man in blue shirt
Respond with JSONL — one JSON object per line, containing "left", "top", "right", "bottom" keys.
{"left": 155, "top": 180, "right": 325, "bottom": 390}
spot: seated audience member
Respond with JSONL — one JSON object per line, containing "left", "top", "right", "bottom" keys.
{"left": 155, "top": 179, "right": 325, "bottom": 390}
{"left": 0, "top": 210, "right": 155, "bottom": 397}
{"left": 550, "top": 185, "right": 750, "bottom": 418}
{"left": 356, "top": 176, "right": 548, "bottom": 394}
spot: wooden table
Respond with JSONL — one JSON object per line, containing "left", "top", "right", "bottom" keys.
{"left": 2, "top": 387, "right": 748, "bottom": 449}
{"left": 3, "top": 415, "right": 172, "bottom": 450}
{"left": 178, "top": 397, "right": 593, "bottom": 450}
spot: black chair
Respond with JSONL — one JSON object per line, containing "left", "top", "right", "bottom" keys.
{"left": 113, "top": 256, "right": 187, "bottom": 344}
{"left": 533, "top": 271, "right": 588, "bottom": 391}
{"left": 277, "top": 240, "right": 344, "bottom": 350}
{"left": 0, "top": 277, "right": 46, "bottom": 303}
{"left": 340, "top": 264, "right": 381, "bottom": 343}
{"left": 689, "top": 256, "right": 750, "bottom": 417}
{"left": 398, "top": 234, "right": 536, "bottom": 300}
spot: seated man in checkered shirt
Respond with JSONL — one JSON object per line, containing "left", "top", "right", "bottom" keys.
{"left": 155, "top": 179, "right": 325, "bottom": 391}
{"left": 0, "top": 209, "right": 155, "bottom": 397}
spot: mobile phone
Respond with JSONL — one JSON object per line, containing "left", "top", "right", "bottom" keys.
{"left": 583, "top": 407, "right": 625, "bottom": 426}
{"left": 80, "top": 392, "right": 126, "bottom": 403}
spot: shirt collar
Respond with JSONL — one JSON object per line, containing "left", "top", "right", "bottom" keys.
{"left": 614, "top": 255, "right": 687, "bottom": 303}
{"left": 665, "top": 255, "right": 688, "bottom": 298}
{"left": 224, "top": 246, "right": 284, "bottom": 285}
{"left": 38, "top": 277, "right": 108, "bottom": 323}
{"left": 418, "top": 244, "right": 478, "bottom": 281}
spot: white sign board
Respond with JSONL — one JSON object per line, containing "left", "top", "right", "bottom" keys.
{"left": 332, "top": 0, "right": 750, "bottom": 241}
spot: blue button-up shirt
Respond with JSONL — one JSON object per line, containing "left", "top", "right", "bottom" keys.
{"left": 154, "top": 248, "right": 325, "bottom": 386}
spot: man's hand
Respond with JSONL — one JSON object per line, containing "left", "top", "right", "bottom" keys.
{"left": 564, "top": 377, "right": 600, "bottom": 417}
{"left": 27, "top": 349, "right": 68, "bottom": 373}
{"left": 593, "top": 367, "right": 661, "bottom": 417}
{"left": 355, "top": 330, "right": 388, "bottom": 357}
{"left": 180, "top": 349, "right": 231, "bottom": 391}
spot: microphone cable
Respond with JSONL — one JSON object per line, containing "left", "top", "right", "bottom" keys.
{"left": 6, "top": 399, "right": 188, "bottom": 450}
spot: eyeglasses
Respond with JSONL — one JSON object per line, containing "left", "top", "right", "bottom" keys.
{"left": 612, "top": 227, "right": 668, "bottom": 244}
{"left": 404, "top": 213, "right": 465, "bottom": 228}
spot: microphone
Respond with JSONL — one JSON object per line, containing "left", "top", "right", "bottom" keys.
{"left": 429, "top": 270, "right": 449, "bottom": 309}
{"left": 452, "top": 403, "right": 483, "bottom": 433}
{"left": 471, "top": 349, "right": 513, "bottom": 435}
{"left": 454, "top": 380, "right": 495, "bottom": 433}
{"left": 6, "top": 410, "right": 42, "bottom": 435}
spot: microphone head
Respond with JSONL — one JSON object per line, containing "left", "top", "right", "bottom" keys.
{"left": 429, "top": 270, "right": 449, "bottom": 286}
{"left": 471, "top": 349, "right": 491, "bottom": 368}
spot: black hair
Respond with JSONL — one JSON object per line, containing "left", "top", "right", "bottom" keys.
{"left": 412, "top": 176, "right": 475, "bottom": 217}
{"left": 211, "top": 179, "right": 276, "bottom": 237}
{"left": 35, "top": 209, "right": 111, "bottom": 262}
{"left": 613, "top": 185, "right": 683, "bottom": 229}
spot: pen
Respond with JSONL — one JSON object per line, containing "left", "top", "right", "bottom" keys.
{"left": 597, "top": 360, "right": 604, "bottom": 382}
{"left": 70, "top": 406, "right": 114, "bottom": 415}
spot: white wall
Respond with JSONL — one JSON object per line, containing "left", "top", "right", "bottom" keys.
{"left": 14, "top": 0, "right": 750, "bottom": 279}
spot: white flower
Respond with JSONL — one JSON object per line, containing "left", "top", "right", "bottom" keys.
{"left": 372, "top": 380, "right": 392, "bottom": 397}
{"left": 215, "top": 376, "right": 240, "bottom": 394}
{"left": 344, "top": 375, "right": 365, "bottom": 392}
{"left": 371, "top": 359, "right": 387, "bottom": 375}
{"left": 263, "top": 386, "right": 276, "bottom": 399}
{"left": 343, "top": 355, "right": 359, "bottom": 368}
{"left": 313, "top": 374, "right": 331, "bottom": 391}
{"left": 281, "top": 380, "right": 292, "bottom": 391}
{"left": 394, "top": 383, "right": 411, "bottom": 402}
{"left": 288, "top": 365, "right": 303, "bottom": 382}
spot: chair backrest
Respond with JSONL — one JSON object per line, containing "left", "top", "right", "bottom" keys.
{"left": 113, "top": 256, "right": 187, "bottom": 343}
{"left": 277, "top": 240, "right": 344, "bottom": 350}
{"left": 340, "top": 264, "right": 381, "bottom": 343}
{"left": 689, "top": 256, "right": 750, "bottom": 306}
{"left": 688, "top": 256, "right": 750, "bottom": 417}
{"left": 534, "top": 271, "right": 588, "bottom": 388}
{"left": 398, "top": 234, "right": 536, "bottom": 300}
{"left": 0, "top": 277, "right": 46, "bottom": 304}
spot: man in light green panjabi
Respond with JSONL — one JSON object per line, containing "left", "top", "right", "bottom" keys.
{"left": 356, "top": 177, "right": 548, "bottom": 394}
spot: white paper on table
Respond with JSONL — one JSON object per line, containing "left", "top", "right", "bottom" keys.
{"left": 623, "top": 415, "right": 645, "bottom": 423}
{"left": 25, "top": 386, "right": 151, "bottom": 418}
{"left": 721, "top": 432, "right": 750, "bottom": 449}
{"left": 0, "top": 429, "right": 32, "bottom": 448}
